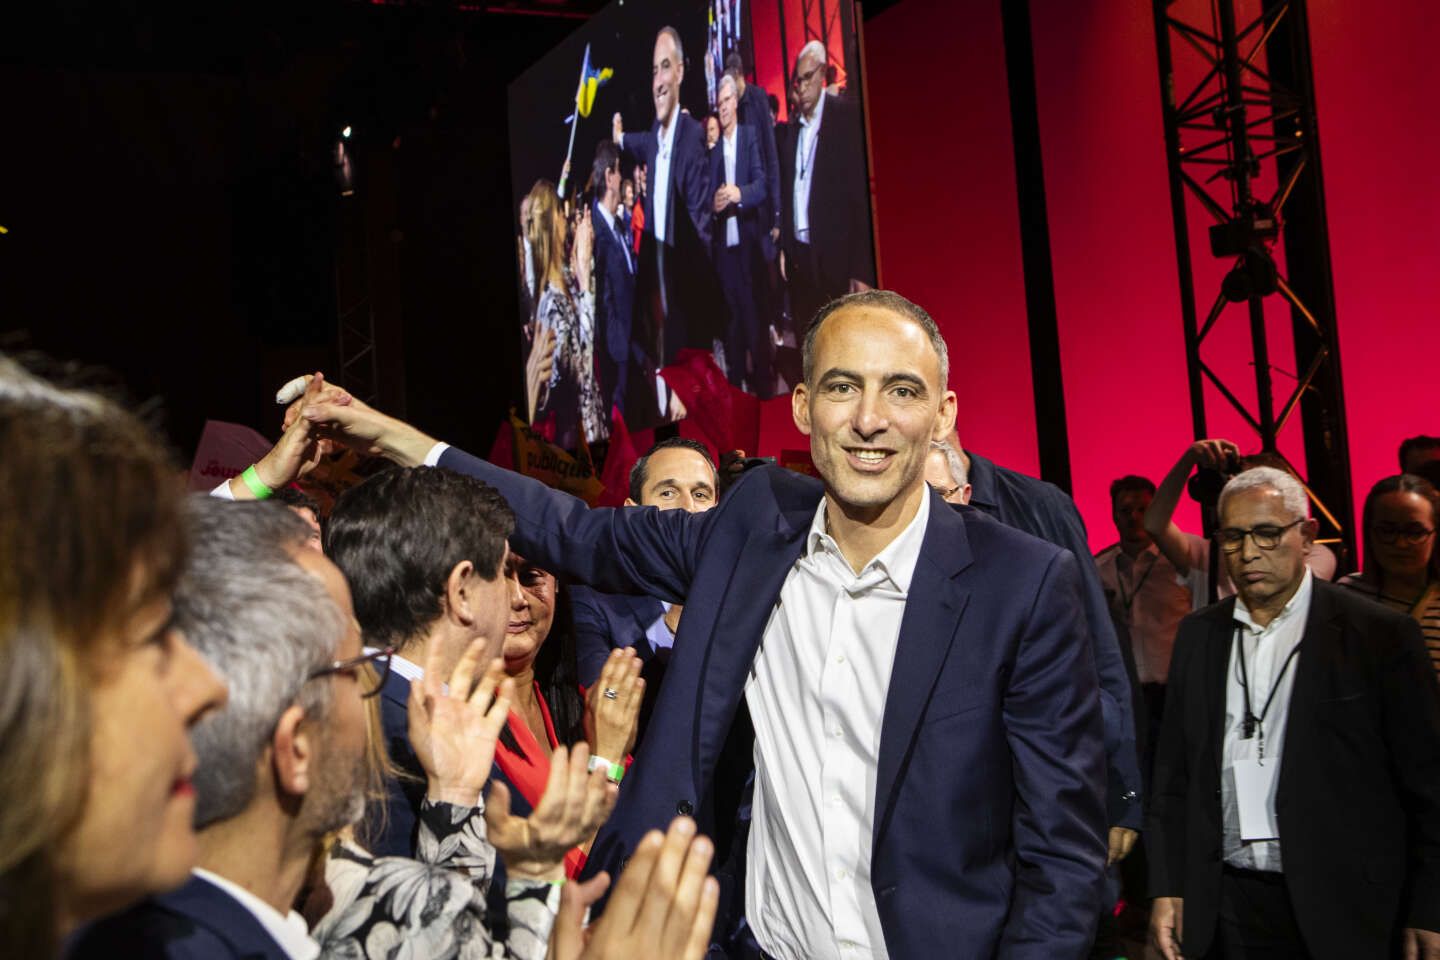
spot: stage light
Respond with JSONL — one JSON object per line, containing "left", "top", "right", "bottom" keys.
{"left": 342, "top": 125, "right": 352, "bottom": 139}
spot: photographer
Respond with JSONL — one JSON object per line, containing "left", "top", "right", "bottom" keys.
{"left": 1145, "top": 439, "right": 1334, "bottom": 610}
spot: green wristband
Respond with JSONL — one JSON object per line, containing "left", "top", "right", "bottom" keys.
{"left": 240, "top": 465, "right": 274, "bottom": 500}
{"left": 607, "top": 761, "right": 625, "bottom": 784}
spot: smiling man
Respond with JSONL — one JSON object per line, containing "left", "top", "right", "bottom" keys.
{"left": 293, "top": 289, "right": 1109, "bottom": 957}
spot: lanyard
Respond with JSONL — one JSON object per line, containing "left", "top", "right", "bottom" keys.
{"left": 1116, "top": 551, "right": 1158, "bottom": 619}
{"left": 1234, "top": 625, "right": 1301, "bottom": 761}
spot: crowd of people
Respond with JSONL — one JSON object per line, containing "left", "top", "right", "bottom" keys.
{"left": 517, "top": 26, "right": 875, "bottom": 452}
{"left": 3, "top": 288, "right": 1439, "bottom": 960}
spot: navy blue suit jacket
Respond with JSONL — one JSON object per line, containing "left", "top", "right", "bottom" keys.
{"left": 708, "top": 125, "right": 767, "bottom": 253}
{"left": 67, "top": 874, "right": 289, "bottom": 960}
{"left": 736, "top": 82, "right": 781, "bottom": 240}
{"left": 438, "top": 445, "right": 1108, "bottom": 957}
{"left": 591, "top": 200, "right": 639, "bottom": 413}
{"left": 964, "top": 451, "right": 1143, "bottom": 827}
{"left": 572, "top": 585, "right": 665, "bottom": 686}
{"left": 620, "top": 114, "right": 712, "bottom": 252}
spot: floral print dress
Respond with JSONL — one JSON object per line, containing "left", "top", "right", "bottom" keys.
{"left": 536, "top": 276, "right": 608, "bottom": 450}
{"left": 310, "top": 798, "right": 559, "bottom": 960}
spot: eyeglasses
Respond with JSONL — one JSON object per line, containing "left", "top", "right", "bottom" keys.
{"left": 792, "top": 62, "right": 824, "bottom": 89}
{"left": 1374, "top": 523, "right": 1436, "bottom": 547}
{"left": 1216, "top": 519, "right": 1304, "bottom": 553}
{"left": 307, "top": 646, "right": 395, "bottom": 698}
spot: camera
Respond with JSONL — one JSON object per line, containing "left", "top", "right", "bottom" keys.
{"left": 1187, "top": 451, "right": 1241, "bottom": 508}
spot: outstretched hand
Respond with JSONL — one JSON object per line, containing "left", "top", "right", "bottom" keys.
{"left": 408, "top": 640, "right": 514, "bottom": 807}
{"left": 486, "top": 743, "right": 616, "bottom": 882}
{"left": 276, "top": 373, "right": 436, "bottom": 467}
{"left": 230, "top": 372, "right": 330, "bottom": 499}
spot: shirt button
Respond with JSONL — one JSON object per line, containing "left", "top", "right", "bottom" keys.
{"left": 676, "top": 800, "right": 694, "bottom": 816}
{"left": 835, "top": 868, "right": 847, "bottom": 880}
{"left": 835, "top": 654, "right": 846, "bottom": 664}
{"left": 833, "top": 729, "right": 843, "bottom": 738}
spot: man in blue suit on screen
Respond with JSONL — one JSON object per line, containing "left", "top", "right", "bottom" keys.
{"left": 296, "top": 289, "right": 1109, "bottom": 957}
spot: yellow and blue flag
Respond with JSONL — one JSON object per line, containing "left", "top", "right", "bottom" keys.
{"left": 565, "top": 43, "right": 612, "bottom": 124}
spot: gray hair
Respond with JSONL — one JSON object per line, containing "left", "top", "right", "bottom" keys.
{"left": 177, "top": 497, "right": 345, "bottom": 828}
{"left": 802, "top": 289, "right": 950, "bottom": 388}
{"left": 797, "top": 39, "right": 827, "bottom": 70}
{"left": 930, "top": 439, "right": 968, "bottom": 489}
{"left": 1219, "top": 465, "right": 1310, "bottom": 522}
{"left": 718, "top": 72, "right": 737, "bottom": 99}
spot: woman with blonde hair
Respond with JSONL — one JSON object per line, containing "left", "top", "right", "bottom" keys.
{"left": 525, "top": 178, "right": 608, "bottom": 451}
{"left": 0, "top": 355, "right": 227, "bottom": 957}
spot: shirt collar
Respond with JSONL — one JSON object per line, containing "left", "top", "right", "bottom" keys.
{"left": 1234, "top": 567, "right": 1313, "bottom": 636}
{"left": 387, "top": 652, "right": 424, "bottom": 683}
{"left": 804, "top": 487, "right": 930, "bottom": 593}
{"left": 595, "top": 200, "right": 617, "bottom": 232}
{"left": 191, "top": 869, "right": 320, "bottom": 960}
{"left": 658, "top": 110, "right": 679, "bottom": 154}
{"left": 961, "top": 449, "right": 998, "bottom": 509}
{"left": 723, "top": 126, "right": 737, "bottom": 148}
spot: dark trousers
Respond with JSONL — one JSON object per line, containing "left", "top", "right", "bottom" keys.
{"left": 787, "top": 241, "right": 828, "bottom": 335}
{"left": 716, "top": 240, "right": 763, "bottom": 389}
{"left": 1204, "top": 867, "right": 1311, "bottom": 959}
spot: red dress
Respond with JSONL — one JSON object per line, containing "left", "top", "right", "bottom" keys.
{"left": 492, "top": 684, "right": 588, "bottom": 879}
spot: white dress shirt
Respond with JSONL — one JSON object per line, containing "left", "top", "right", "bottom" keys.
{"left": 745, "top": 491, "right": 930, "bottom": 960}
{"left": 192, "top": 868, "right": 320, "bottom": 960}
{"left": 644, "top": 601, "right": 677, "bottom": 652}
{"left": 652, "top": 112, "right": 679, "bottom": 244}
{"left": 1221, "top": 569, "right": 1312, "bottom": 872}
{"left": 721, "top": 127, "right": 740, "bottom": 248}
{"left": 792, "top": 91, "right": 826, "bottom": 243}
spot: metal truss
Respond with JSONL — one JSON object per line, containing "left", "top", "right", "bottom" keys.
{"left": 1153, "top": 0, "right": 1354, "bottom": 558}
{"left": 334, "top": 195, "right": 380, "bottom": 408}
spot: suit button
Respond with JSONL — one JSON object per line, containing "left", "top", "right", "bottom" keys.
{"left": 676, "top": 800, "right": 694, "bottom": 816}
{"left": 620, "top": 855, "right": 630, "bottom": 870}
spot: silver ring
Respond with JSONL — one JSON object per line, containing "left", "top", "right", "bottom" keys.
{"left": 602, "top": 687, "right": 619, "bottom": 700}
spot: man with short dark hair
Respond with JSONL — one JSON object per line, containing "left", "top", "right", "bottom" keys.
{"left": 1094, "top": 475, "right": 1192, "bottom": 776}
{"left": 591, "top": 139, "right": 638, "bottom": 417}
{"left": 1148, "top": 467, "right": 1440, "bottom": 960}
{"left": 296, "top": 287, "right": 1109, "bottom": 957}
{"left": 573, "top": 438, "right": 720, "bottom": 711}
{"left": 325, "top": 466, "right": 516, "bottom": 857}
{"left": 1402, "top": 434, "right": 1440, "bottom": 475}
{"left": 612, "top": 26, "right": 715, "bottom": 366}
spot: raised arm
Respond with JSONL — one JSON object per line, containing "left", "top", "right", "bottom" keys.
{"left": 296, "top": 383, "right": 709, "bottom": 601}
{"left": 1144, "top": 439, "right": 1238, "bottom": 574}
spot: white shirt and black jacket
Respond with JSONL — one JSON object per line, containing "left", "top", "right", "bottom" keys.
{"left": 1147, "top": 576, "right": 1440, "bottom": 958}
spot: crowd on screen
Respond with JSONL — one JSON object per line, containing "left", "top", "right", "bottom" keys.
{"left": 3, "top": 288, "right": 1439, "bottom": 960}
{"left": 517, "top": 26, "right": 873, "bottom": 456}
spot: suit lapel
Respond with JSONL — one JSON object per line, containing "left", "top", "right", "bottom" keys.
{"left": 873, "top": 493, "right": 972, "bottom": 846}
{"left": 162, "top": 875, "right": 291, "bottom": 960}
{"left": 1204, "top": 600, "right": 1237, "bottom": 785}
{"left": 695, "top": 506, "right": 810, "bottom": 776}
{"left": 1277, "top": 583, "right": 1341, "bottom": 803}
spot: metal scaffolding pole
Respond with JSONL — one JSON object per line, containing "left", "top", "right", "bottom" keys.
{"left": 1152, "top": 0, "right": 1354, "bottom": 562}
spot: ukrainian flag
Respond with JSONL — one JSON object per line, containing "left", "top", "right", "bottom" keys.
{"left": 574, "top": 43, "right": 612, "bottom": 120}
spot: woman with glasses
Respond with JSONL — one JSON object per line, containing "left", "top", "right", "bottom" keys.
{"left": 1339, "top": 473, "right": 1440, "bottom": 677}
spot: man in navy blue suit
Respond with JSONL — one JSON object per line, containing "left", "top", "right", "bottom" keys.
{"left": 590, "top": 139, "right": 639, "bottom": 418}
{"left": 299, "top": 288, "right": 1109, "bottom": 957}
{"left": 574, "top": 437, "right": 720, "bottom": 739}
{"left": 612, "top": 26, "right": 715, "bottom": 368}
{"left": 710, "top": 74, "right": 769, "bottom": 391}
{"left": 324, "top": 466, "right": 517, "bottom": 856}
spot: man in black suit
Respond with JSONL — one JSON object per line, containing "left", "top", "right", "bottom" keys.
{"left": 590, "top": 140, "right": 638, "bottom": 417}
{"left": 724, "top": 52, "right": 781, "bottom": 273}
{"left": 612, "top": 26, "right": 715, "bottom": 369}
{"left": 1147, "top": 466, "right": 1440, "bottom": 960}
{"left": 778, "top": 40, "right": 876, "bottom": 331}
{"left": 709, "top": 74, "right": 768, "bottom": 390}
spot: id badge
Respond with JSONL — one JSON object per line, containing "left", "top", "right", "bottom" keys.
{"left": 1232, "top": 744, "right": 1280, "bottom": 842}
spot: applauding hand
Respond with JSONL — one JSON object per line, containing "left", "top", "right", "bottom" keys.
{"left": 584, "top": 647, "right": 644, "bottom": 761}
{"left": 408, "top": 639, "right": 514, "bottom": 807}
{"left": 486, "top": 744, "right": 616, "bottom": 882}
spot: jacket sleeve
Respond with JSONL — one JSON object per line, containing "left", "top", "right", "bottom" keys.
{"left": 571, "top": 586, "right": 615, "bottom": 687}
{"left": 1146, "top": 617, "right": 1199, "bottom": 898}
{"left": 1380, "top": 616, "right": 1440, "bottom": 931}
{"left": 676, "top": 121, "right": 713, "bottom": 248}
{"left": 999, "top": 549, "right": 1109, "bottom": 955}
{"left": 737, "top": 133, "right": 766, "bottom": 209}
{"left": 436, "top": 445, "right": 707, "bottom": 604}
